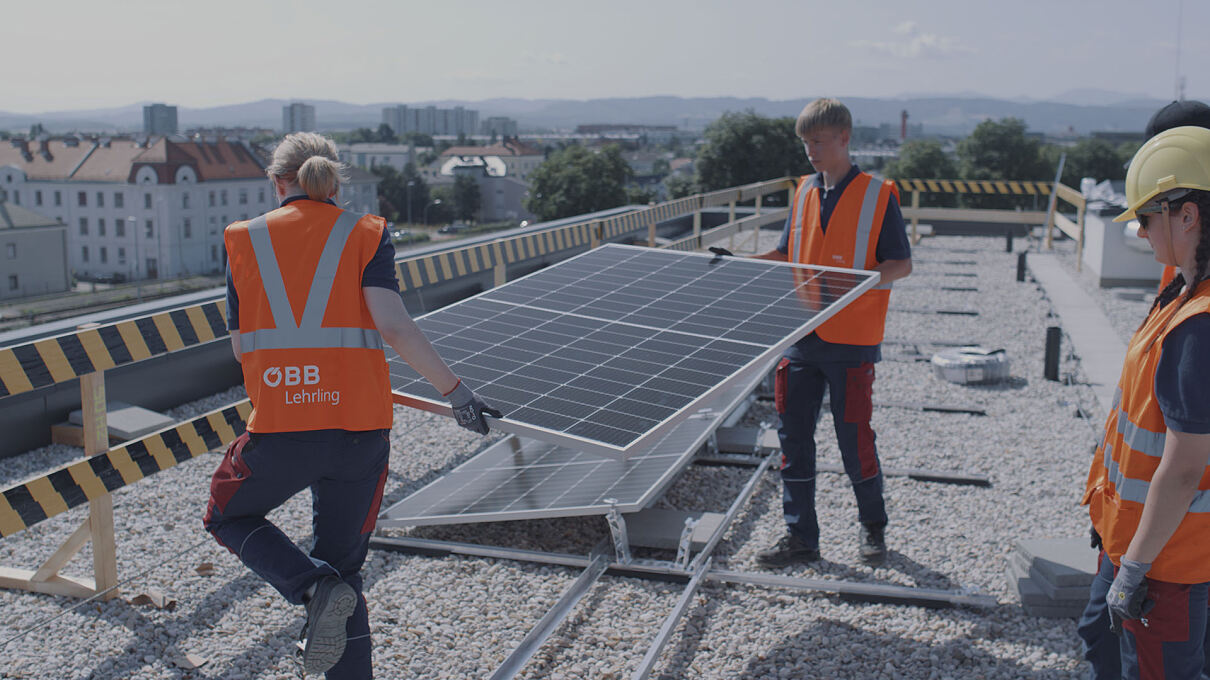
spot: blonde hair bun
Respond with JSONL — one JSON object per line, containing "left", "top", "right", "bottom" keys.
{"left": 267, "top": 132, "right": 348, "bottom": 201}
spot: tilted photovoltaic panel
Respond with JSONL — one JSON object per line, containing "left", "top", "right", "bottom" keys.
{"left": 389, "top": 244, "right": 878, "bottom": 459}
{"left": 378, "top": 363, "right": 768, "bottom": 526}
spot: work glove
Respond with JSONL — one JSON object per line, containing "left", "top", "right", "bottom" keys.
{"left": 445, "top": 380, "right": 502, "bottom": 435}
{"left": 708, "top": 246, "right": 734, "bottom": 258}
{"left": 1107, "top": 557, "right": 1153, "bottom": 635}
{"left": 1090, "top": 526, "right": 1102, "bottom": 551}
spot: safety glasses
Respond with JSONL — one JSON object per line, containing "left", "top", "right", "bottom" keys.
{"left": 1135, "top": 188, "right": 1193, "bottom": 229}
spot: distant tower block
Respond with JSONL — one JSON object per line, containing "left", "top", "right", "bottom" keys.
{"left": 900, "top": 110, "right": 909, "bottom": 142}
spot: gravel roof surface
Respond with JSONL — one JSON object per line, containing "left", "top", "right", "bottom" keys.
{"left": 0, "top": 233, "right": 1134, "bottom": 679}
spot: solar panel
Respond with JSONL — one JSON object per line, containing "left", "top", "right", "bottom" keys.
{"left": 378, "top": 361, "right": 768, "bottom": 526}
{"left": 389, "top": 244, "right": 878, "bottom": 459}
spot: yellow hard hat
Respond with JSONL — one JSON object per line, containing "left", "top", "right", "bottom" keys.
{"left": 1115, "top": 125, "right": 1210, "bottom": 222}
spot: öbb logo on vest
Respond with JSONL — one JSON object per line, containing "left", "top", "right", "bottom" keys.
{"left": 261, "top": 365, "right": 341, "bottom": 406}
{"left": 262, "top": 365, "right": 320, "bottom": 387}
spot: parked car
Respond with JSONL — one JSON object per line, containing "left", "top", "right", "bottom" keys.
{"left": 438, "top": 222, "right": 471, "bottom": 234}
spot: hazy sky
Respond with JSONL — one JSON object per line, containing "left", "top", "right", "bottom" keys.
{"left": 8, "top": 0, "right": 1207, "bottom": 112}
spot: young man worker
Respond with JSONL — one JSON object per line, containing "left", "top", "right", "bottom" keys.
{"left": 752, "top": 98, "right": 912, "bottom": 567}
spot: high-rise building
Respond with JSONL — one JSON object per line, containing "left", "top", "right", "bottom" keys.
{"left": 282, "top": 102, "right": 316, "bottom": 133}
{"left": 142, "top": 104, "right": 178, "bottom": 136}
{"left": 481, "top": 116, "right": 518, "bottom": 138}
{"left": 381, "top": 104, "right": 480, "bottom": 136}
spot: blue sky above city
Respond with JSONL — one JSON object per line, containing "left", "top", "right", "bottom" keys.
{"left": 9, "top": 0, "right": 1207, "bottom": 112}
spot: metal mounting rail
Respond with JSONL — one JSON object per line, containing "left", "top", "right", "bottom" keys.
{"left": 631, "top": 557, "right": 712, "bottom": 680}
{"left": 488, "top": 551, "right": 611, "bottom": 680}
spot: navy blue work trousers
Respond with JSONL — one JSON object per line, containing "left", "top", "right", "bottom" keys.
{"left": 204, "top": 428, "right": 390, "bottom": 680}
{"left": 776, "top": 357, "right": 887, "bottom": 549}
{"left": 1078, "top": 550, "right": 1210, "bottom": 680}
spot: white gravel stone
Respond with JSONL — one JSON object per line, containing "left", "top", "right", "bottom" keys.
{"left": 0, "top": 233, "right": 1127, "bottom": 678}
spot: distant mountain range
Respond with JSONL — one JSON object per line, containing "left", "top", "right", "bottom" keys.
{"left": 0, "top": 93, "right": 1192, "bottom": 137}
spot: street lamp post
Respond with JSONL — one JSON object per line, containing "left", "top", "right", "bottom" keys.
{"left": 127, "top": 216, "right": 142, "bottom": 303}
{"left": 424, "top": 198, "right": 442, "bottom": 225}
{"left": 406, "top": 180, "right": 415, "bottom": 225}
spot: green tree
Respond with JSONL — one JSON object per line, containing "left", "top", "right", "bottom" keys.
{"left": 429, "top": 186, "right": 455, "bottom": 224}
{"left": 665, "top": 174, "right": 696, "bottom": 199}
{"left": 347, "top": 127, "right": 376, "bottom": 144}
{"left": 453, "top": 175, "right": 481, "bottom": 222}
{"left": 884, "top": 139, "right": 958, "bottom": 207}
{"left": 376, "top": 123, "right": 398, "bottom": 144}
{"left": 695, "top": 111, "right": 811, "bottom": 195}
{"left": 1042, "top": 137, "right": 1131, "bottom": 188}
{"left": 372, "top": 164, "right": 428, "bottom": 223}
{"left": 957, "top": 118, "right": 1049, "bottom": 208}
{"left": 525, "top": 144, "right": 632, "bottom": 220}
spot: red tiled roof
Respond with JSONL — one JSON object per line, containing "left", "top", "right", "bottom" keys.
{"left": 0, "top": 140, "right": 95, "bottom": 181}
{"left": 0, "top": 138, "right": 265, "bottom": 184}
{"left": 441, "top": 139, "right": 542, "bottom": 158}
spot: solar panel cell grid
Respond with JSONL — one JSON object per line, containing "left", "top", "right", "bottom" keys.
{"left": 389, "top": 244, "right": 877, "bottom": 458}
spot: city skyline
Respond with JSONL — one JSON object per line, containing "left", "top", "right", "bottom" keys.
{"left": 7, "top": 0, "right": 1205, "bottom": 114}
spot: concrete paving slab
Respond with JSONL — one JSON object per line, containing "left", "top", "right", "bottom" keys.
{"left": 623, "top": 508, "right": 725, "bottom": 551}
{"left": 1015, "top": 537, "right": 1099, "bottom": 587}
{"left": 1027, "top": 253, "right": 1126, "bottom": 414}
{"left": 1006, "top": 565, "right": 1088, "bottom": 618}
{"left": 1010, "top": 550, "right": 1093, "bottom": 601}
{"left": 68, "top": 401, "right": 176, "bottom": 441}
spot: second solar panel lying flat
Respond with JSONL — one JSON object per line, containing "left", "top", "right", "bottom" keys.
{"left": 389, "top": 244, "right": 878, "bottom": 458}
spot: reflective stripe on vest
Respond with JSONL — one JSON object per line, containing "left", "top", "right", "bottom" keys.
{"left": 238, "top": 212, "right": 383, "bottom": 353}
{"left": 1102, "top": 439, "right": 1210, "bottom": 512}
{"left": 791, "top": 174, "right": 891, "bottom": 288}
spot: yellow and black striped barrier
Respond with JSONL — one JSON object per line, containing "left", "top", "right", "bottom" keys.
{"left": 0, "top": 300, "right": 229, "bottom": 400}
{"left": 0, "top": 400, "right": 251, "bottom": 538}
{"left": 895, "top": 179, "right": 1053, "bottom": 195}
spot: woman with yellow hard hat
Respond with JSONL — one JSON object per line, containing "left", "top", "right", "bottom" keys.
{"left": 1077, "top": 125, "right": 1210, "bottom": 679}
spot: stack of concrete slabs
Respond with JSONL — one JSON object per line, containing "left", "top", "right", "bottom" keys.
{"left": 388, "top": 244, "right": 879, "bottom": 461}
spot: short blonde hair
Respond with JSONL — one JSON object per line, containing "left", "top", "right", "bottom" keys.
{"left": 266, "top": 132, "right": 348, "bottom": 201}
{"left": 795, "top": 98, "right": 852, "bottom": 137}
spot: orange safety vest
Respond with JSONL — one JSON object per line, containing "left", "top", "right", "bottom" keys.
{"left": 1083, "top": 282, "right": 1210, "bottom": 583}
{"left": 787, "top": 172, "right": 898, "bottom": 345}
{"left": 225, "top": 200, "right": 394, "bottom": 433}
{"left": 1159, "top": 265, "right": 1178, "bottom": 292}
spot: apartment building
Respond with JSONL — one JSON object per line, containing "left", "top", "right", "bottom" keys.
{"left": 0, "top": 197, "right": 70, "bottom": 299}
{"left": 382, "top": 105, "right": 479, "bottom": 137}
{"left": 282, "top": 102, "right": 317, "bottom": 133}
{"left": 0, "top": 137, "right": 380, "bottom": 282}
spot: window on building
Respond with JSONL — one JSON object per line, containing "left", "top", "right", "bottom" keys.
{"left": 258, "top": 188, "right": 265, "bottom": 203}
{"left": 79, "top": 217, "right": 88, "bottom": 235}
{"left": 11, "top": 191, "right": 18, "bottom": 205}
{"left": 182, "top": 193, "right": 190, "bottom": 209}
{"left": 116, "top": 219, "right": 125, "bottom": 237}
{"left": 239, "top": 189, "right": 248, "bottom": 205}
{"left": 54, "top": 191, "right": 62, "bottom": 206}
{"left": 114, "top": 192, "right": 124, "bottom": 208}
{"left": 82, "top": 246, "right": 89, "bottom": 262}
{"left": 34, "top": 190, "right": 42, "bottom": 206}
{"left": 144, "top": 193, "right": 152, "bottom": 209}
{"left": 118, "top": 247, "right": 126, "bottom": 265}
{"left": 183, "top": 218, "right": 191, "bottom": 238}
{"left": 220, "top": 190, "right": 228, "bottom": 206}
{"left": 100, "top": 246, "right": 107, "bottom": 264}
{"left": 7, "top": 275, "right": 17, "bottom": 291}
{"left": 97, "top": 192, "right": 104, "bottom": 207}
{"left": 211, "top": 245, "right": 218, "bottom": 262}
{"left": 78, "top": 191, "right": 87, "bottom": 207}
{"left": 209, "top": 190, "right": 216, "bottom": 207}
{"left": 98, "top": 218, "right": 106, "bottom": 236}
{"left": 5, "top": 243, "right": 15, "bottom": 259}
{"left": 145, "top": 220, "right": 154, "bottom": 239}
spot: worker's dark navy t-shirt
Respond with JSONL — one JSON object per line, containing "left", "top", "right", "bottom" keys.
{"left": 225, "top": 196, "right": 399, "bottom": 331}
{"left": 1155, "top": 313, "right": 1210, "bottom": 434}
{"left": 776, "top": 166, "right": 911, "bottom": 364}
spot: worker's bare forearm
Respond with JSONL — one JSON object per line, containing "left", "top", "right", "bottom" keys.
{"left": 875, "top": 258, "right": 912, "bottom": 285}
{"left": 364, "top": 287, "right": 459, "bottom": 396}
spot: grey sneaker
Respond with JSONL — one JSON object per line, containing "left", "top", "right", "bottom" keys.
{"left": 859, "top": 523, "right": 887, "bottom": 566}
{"left": 756, "top": 533, "right": 821, "bottom": 568}
{"left": 301, "top": 576, "right": 357, "bottom": 675}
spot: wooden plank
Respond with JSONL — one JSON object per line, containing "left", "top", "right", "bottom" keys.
{"left": 90, "top": 494, "right": 118, "bottom": 600}
{"left": 31, "top": 519, "right": 92, "bottom": 582}
{"left": 902, "top": 207, "right": 1049, "bottom": 225}
{"left": 0, "top": 567, "right": 95, "bottom": 599}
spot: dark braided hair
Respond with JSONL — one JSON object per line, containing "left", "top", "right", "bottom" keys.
{"left": 1141, "top": 190, "right": 1210, "bottom": 326}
